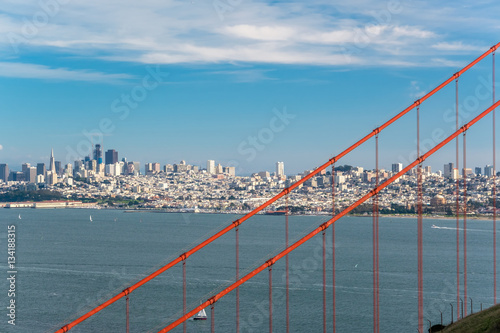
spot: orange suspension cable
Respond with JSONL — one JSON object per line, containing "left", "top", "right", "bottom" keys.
{"left": 55, "top": 43, "right": 500, "bottom": 333}
{"left": 157, "top": 99, "right": 500, "bottom": 333}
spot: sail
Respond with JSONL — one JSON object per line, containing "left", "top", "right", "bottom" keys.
{"left": 193, "top": 307, "right": 207, "bottom": 319}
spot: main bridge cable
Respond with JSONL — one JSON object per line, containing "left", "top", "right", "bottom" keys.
{"left": 55, "top": 42, "right": 500, "bottom": 333}
{"left": 158, "top": 99, "right": 500, "bottom": 333}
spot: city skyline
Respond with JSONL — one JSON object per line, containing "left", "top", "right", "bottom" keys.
{"left": 0, "top": 1, "right": 499, "bottom": 174}
{"left": 0, "top": 146, "right": 497, "bottom": 179}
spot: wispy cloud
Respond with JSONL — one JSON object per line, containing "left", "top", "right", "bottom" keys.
{"left": 431, "top": 41, "right": 485, "bottom": 52}
{"left": 0, "top": 0, "right": 498, "bottom": 69}
{"left": 0, "top": 62, "right": 134, "bottom": 83}
{"left": 207, "top": 69, "right": 277, "bottom": 83}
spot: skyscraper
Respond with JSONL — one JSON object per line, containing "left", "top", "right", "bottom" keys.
{"left": 37, "top": 163, "right": 46, "bottom": 176}
{"left": 50, "top": 148, "right": 56, "bottom": 173}
{"left": 105, "top": 149, "right": 119, "bottom": 165}
{"left": 392, "top": 163, "right": 403, "bottom": 173}
{"left": 485, "top": 165, "right": 494, "bottom": 177}
{"left": 276, "top": 161, "right": 285, "bottom": 177}
{"left": 94, "top": 144, "right": 103, "bottom": 164}
{"left": 207, "top": 160, "right": 215, "bottom": 174}
{"left": 0, "top": 164, "right": 8, "bottom": 182}
{"left": 443, "top": 163, "right": 454, "bottom": 179}
{"left": 25, "top": 167, "right": 37, "bottom": 183}
{"left": 55, "top": 161, "right": 62, "bottom": 175}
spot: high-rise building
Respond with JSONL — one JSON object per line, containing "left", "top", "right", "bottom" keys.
{"left": 22, "top": 163, "right": 31, "bottom": 173}
{"left": 0, "top": 164, "right": 9, "bottom": 182}
{"left": 146, "top": 162, "right": 161, "bottom": 174}
{"left": 226, "top": 166, "right": 235, "bottom": 176}
{"left": 475, "top": 167, "right": 482, "bottom": 175}
{"left": 215, "top": 163, "right": 224, "bottom": 174}
{"left": 276, "top": 161, "right": 285, "bottom": 177}
{"left": 392, "top": 163, "right": 403, "bottom": 173}
{"left": 37, "top": 163, "right": 46, "bottom": 176}
{"left": 485, "top": 165, "right": 494, "bottom": 177}
{"left": 207, "top": 160, "right": 215, "bottom": 174}
{"left": 258, "top": 171, "right": 270, "bottom": 178}
{"left": 65, "top": 163, "right": 73, "bottom": 176}
{"left": 105, "top": 149, "right": 118, "bottom": 165}
{"left": 443, "top": 163, "right": 454, "bottom": 179}
{"left": 25, "top": 167, "right": 37, "bottom": 183}
{"left": 50, "top": 148, "right": 56, "bottom": 173}
{"left": 55, "top": 161, "right": 62, "bottom": 175}
{"left": 132, "top": 161, "right": 141, "bottom": 175}
{"left": 93, "top": 144, "right": 103, "bottom": 164}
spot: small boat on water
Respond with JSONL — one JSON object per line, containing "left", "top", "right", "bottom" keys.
{"left": 18, "top": 214, "right": 21, "bottom": 220}
{"left": 90, "top": 215, "right": 93, "bottom": 222}
{"left": 193, "top": 307, "right": 207, "bottom": 320}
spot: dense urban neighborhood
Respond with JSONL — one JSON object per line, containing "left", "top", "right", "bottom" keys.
{"left": 0, "top": 153, "right": 498, "bottom": 217}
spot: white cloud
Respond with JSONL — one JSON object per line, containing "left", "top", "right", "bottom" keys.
{"left": 431, "top": 41, "right": 485, "bottom": 52}
{"left": 0, "top": 144, "right": 3, "bottom": 151}
{"left": 0, "top": 62, "right": 134, "bottom": 82}
{"left": 224, "top": 25, "right": 296, "bottom": 41}
{"left": 391, "top": 26, "right": 435, "bottom": 39}
{"left": 0, "top": 1, "right": 497, "bottom": 69}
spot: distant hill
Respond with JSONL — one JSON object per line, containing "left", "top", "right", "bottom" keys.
{"left": 439, "top": 303, "right": 500, "bottom": 332}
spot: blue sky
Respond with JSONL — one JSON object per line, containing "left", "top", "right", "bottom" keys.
{"left": 0, "top": 0, "right": 499, "bottom": 175}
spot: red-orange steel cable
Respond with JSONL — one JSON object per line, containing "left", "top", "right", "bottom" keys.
{"left": 236, "top": 226, "right": 240, "bottom": 333}
{"left": 157, "top": 100, "right": 500, "bottom": 333}
{"left": 417, "top": 105, "right": 424, "bottom": 333}
{"left": 332, "top": 164, "right": 336, "bottom": 333}
{"left": 455, "top": 78, "right": 461, "bottom": 320}
{"left": 463, "top": 132, "right": 468, "bottom": 317}
{"left": 493, "top": 49, "right": 497, "bottom": 305}
{"left": 55, "top": 43, "right": 500, "bottom": 333}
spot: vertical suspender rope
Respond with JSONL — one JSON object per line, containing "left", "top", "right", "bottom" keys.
{"left": 332, "top": 164, "right": 336, "bottom": 333}
{"left": 269, "top": 267, "right": 273, "bottom": 333}
{"left": 323, "top": 231, "right": 327, "bottom": 333}
{"left": 493, "top": 49, "right": 497, "bottom": 305}
{"left": 455, "top": 77, "right": 461, "bottom": 319}
{"left": 286, "top": 195, "right": 290, "bottom": 333}
{"left": 417, "top": 105, "right": 424, "bottom": 333}
{"left": 236, "top": 226, "right": 240, "bottom": 333}
{"left": 126, "top": 296, "right": 130, "bottom": 333}
{"left": 211, "top": 305, "right": 215, "bottom": 333}
{"left": 183, "top": 260, "right": 187, "bottom": 333}
{"left": 373, "top": 134, "right": 380, "bottom": 333}
{"left": 463, "top": 132, "right": 468, "bottom": 317}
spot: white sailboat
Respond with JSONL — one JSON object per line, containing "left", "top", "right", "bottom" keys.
{"left": 193, "top": 307, "right": 207, "bottom": 320}
{"left": 18, "top": 214, "right": 21, "bottom": 220}
{"left": 90, "top": 215, "right": 93, "bottom": 222}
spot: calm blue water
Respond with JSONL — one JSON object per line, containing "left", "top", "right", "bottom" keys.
{"left": 0, "top": 209, "right": 498, "bottom": 332}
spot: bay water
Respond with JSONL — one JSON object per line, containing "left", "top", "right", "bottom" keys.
{"left": 0, "top": 209, "right": 497, "bottom": 332}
